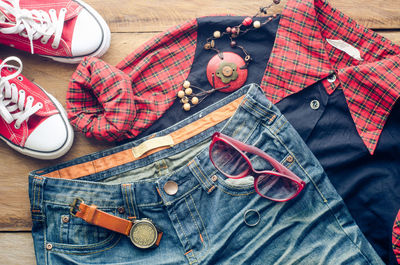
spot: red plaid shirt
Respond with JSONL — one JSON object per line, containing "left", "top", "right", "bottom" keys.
{"left": 67, "top": 0, "right": 400, "bottom": 155}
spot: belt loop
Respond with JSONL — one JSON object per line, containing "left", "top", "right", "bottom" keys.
{"left": 121, "top": 184, "right": 139, "bottom": 219}
{"left": 188, "top": 158, "right": 215, "bottom": 194}
{"left": 29, "top": 175, "right": 45, "bottom": 221}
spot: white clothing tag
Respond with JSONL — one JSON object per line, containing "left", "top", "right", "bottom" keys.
{"left": 326, "top": 39, "right": 363, "bottom": 61}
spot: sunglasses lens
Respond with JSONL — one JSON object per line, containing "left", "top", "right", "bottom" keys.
{"left": 211, "top": 140, "right": 249, "bottom": 178}
{"left": 256, "top": 173, "right": 299, "bottom": 200}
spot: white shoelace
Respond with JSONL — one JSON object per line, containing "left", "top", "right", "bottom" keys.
{"left": 0, "top": 0, "right": 66, "bottom": 54}
{"left": 0, "top": 56, "right": 42, "bottom": 129}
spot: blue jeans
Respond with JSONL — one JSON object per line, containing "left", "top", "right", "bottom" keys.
{"left": 29, "top": 84, "right": 383, "bottom": 264}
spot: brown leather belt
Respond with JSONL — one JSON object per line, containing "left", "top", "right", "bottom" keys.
{"left": 70, "top": 198, "right": 163, "bottom": 249}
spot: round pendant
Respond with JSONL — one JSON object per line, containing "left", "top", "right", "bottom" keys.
{"left": 206, "top": 52, "right": 248, "bottom": 93}
{"left": 129, "top": 219, "right": 158, "bottom": 249}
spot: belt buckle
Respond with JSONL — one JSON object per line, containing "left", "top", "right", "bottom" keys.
{"left": 129, "top": 218, "right": 159, "bottom": 249}
{"left": 69, "top": 198, "right": 84, "bottom": 217}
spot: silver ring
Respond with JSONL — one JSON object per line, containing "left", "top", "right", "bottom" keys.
{"left": 243, "top": 209, "right": 260, "bottom": 227}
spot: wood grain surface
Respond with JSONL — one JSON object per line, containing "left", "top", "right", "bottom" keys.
{"left": 0, "top": 0, "right": 399, "bottom": 264}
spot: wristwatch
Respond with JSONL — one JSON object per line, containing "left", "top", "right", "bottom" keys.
{"left": 70, "top": 198, "right": 163, "bottom": 249}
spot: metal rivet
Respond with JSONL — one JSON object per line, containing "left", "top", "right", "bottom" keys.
{"left": 62, "top": 216, "right": 69, "bottom": 223}
{"left": 310, "top": 99, "right": 320, "bottom": 110}
{"left": 286, "top": 155, "right": 294, "bottom": 163}
{"left": 327, "top": 74, "right": 337, "bottom": 83}
{"left": 46, "top": 243, "right": 53, "bottom": 250}
{"left": 211, "top": 175, "right": 218, "bottom": 182}
{"left": 164, "top": 181, "right": 178, "bottom": 195}
{"left": 118, "top": 207, "right": 125, "bottom": 214}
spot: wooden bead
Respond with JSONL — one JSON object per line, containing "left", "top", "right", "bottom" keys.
{"left": 184, "top": 88, "right": 192, "bottom": 95}
{"left": 204, "top": 43, "right": 211, "bottom": 50}
{"left": 243, "top": 17, "right": 252, "bottom": 26}
{"left": 210, "top": 40, "right": 215, "bottom": 48}
{"left": 253, "top": 21, "right": 261, "bottom": 28}
{"left": 213, "top": 31, "right": 221, "bottom": 38}
{"left": 273, "top": 0, "right": 280, "bottom": 4}
{"left": 226, "top": 27, "right": 232, "bottom": 33}
{"left": 177, "top": 90, "right": 185, "bottom": 98}
{"left": 231, "top": 27, "right": 237, "bottom": 34}
{"left": 181, "top": 96, "right": 189, "bottom": 104}
{"left": 230, "top": 40, "right": 237, "bottom": 47}
{"left": 183, "top": 103, "right": 191, "bottom": 111}
{"left": 191, "top": 97, "right": 199, "bottom": 105}
{"left": 183, "top": 80, "right": 190, "bottom": 88}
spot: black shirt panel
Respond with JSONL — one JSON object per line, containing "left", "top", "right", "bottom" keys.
{"left": 132, "top": 15, "right": 280, "bottom": 140}
{"left": 277, "top": 81, "right": 400, "bottom": 264}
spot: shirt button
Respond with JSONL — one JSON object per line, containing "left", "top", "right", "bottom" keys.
{"left": 327, "top": 74, "right": 337, "bottom": 83}
{"left": 164, "top": 181, "right": 178, "bottom": 195}
{"left": 310, "top": 100, "right": 320, "bottom": 110}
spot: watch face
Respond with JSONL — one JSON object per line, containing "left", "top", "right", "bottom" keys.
{"left": 129, "top": 220, "right": 158, "bottom": 249}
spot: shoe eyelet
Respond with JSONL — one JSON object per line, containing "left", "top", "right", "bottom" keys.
{"left": 11, "top": 83, "right": 17, "bottom": 87}
{"left": 19, "top": 90, "right": 25, "bottom": 94}
{"left": 51, "top": 44, "right": 58, "bottom": 49}
{"left": 7, "top": 67, "right": 13, "bottom": 71}
{"left": 38, "top": 102, "right": 43, "bottom": 108}
{"left": 17, "top": 76, "right": 23, "bottom": 81}
{"left": 14, "top": 124, "right": 20, "bottom": 129}
{"left": 41, "top": 38, "right": 48, "bottom": 44}
{"left": 27, "top": 96, "right": 33, "bottom": 101}
{"left": 61, "top": 8, "right": 67, "bottom": 12}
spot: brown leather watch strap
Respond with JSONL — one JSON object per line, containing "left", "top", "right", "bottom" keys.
{"left": 70, "top": 198, "right": 163, "bottom": 248}
{"left": 73, "top": 200, "right": 132, "bottom": 236}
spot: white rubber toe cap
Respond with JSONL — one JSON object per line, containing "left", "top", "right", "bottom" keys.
{"left": 25, "top": 114, "right": 68, "bottom": 153}
{"left": 71, "top": 9, "right": 103, "bottom": 56}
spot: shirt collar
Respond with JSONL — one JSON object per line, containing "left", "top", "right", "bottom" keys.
{"left": 262, "top": 0, "right": 400, "bottom": 155}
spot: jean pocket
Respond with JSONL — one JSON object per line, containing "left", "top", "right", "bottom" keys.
{"left": 45, "top": 204, "right": 123, "bottom": 254}
{"left": 213, "top": 171, "right": 256, "bottom": 197}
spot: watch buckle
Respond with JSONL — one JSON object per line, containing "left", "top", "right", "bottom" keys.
{"left": 69, "top": 198, "right": 84, "bottom": 217}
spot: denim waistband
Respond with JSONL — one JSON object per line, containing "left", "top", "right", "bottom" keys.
{"left": 29, "top": 83, "right": 296, "bottom": 216}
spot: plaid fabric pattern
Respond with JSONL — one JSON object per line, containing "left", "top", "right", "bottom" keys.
{"left": 67, "top": 19, "right": 197, "bottom": 141}
{"left": 261, "top": 0, "right": 400, "bottom": 155}
{"left": 393, "top": 210, "right": 400, "bottom": 264}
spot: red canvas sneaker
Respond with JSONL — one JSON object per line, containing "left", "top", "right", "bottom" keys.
{"left": 0, "top": 56, "right": 74, "bottom": 159}
{"left": 0, "top": 0, "right": 111, "bottom": 63}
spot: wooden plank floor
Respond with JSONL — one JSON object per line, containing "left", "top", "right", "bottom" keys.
{"left": 0, "top": 0, "right": 399, "bottom": 263}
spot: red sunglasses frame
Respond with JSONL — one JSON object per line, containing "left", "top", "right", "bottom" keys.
{"left": 209, "top": 132, "right": 306, "bottom": 202}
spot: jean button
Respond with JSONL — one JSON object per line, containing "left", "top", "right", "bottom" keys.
{"left": 211, "top": 175, "right": 218, "bottom": 182}
{"left": 310, "top": 100, "right": 320, "bottom": 110}
{"left": 164, "top": 181, "right": 178, "bottom": 195}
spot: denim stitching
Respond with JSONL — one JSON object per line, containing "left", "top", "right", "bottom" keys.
{"left": 32, "top": 179, "right": 37, "bottom": 212}
{"left": 50, "top": 233, "right": 120, "bottom": 249}
{"left": 184, "top": 198, "right": 204, "bottom": 247}
{"left": 189, "top": 195, "right": 210, "bottom": 244}
{"left": 193, "top": 160, "right": 213, "bottom": 189}
{"left": 190, "top": 164, "right": 207, "bottom": 190}
{"left": 50, "top": 235, "right": 122, "bottom": 256}
{"left": 123, "top": 184, "right": 132, "bottom": 217}
{"left": 172, "top": 210, "right": 193, "bottom": 254}
{"left": 128, "top": 185, "right": 137, "bottom": 218}
{"left": 244, "top": 102, "right": 275, "bottom": 122}
{"left": 42, "top": 200, "right": 118, "bottom": 209}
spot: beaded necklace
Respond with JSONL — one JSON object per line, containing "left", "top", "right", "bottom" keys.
{"left": 177, "top": 0, "right": 281, "bottom": 111}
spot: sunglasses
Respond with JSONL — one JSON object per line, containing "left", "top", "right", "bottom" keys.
{"left": 209, "top": 132, "right": 305, "bottom": 202}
